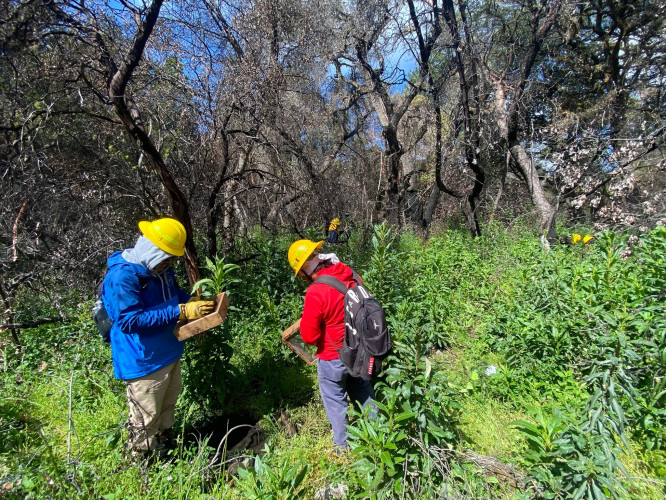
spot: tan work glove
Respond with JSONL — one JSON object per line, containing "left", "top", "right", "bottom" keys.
{"left": 179, "top": 300, "right": 215, "bottom": 320}
{"left": 187, "top": 295, "right": 205, "bottom": 303}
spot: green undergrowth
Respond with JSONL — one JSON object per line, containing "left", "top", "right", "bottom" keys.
{"left": 2, "top": 223, "right": 666, "bottom": 498}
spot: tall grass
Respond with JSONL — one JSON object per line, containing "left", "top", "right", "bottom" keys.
{"left": 1, "top": 224, "right": 665, "bottom": 498}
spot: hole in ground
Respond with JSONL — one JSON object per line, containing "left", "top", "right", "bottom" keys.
{"left": 184, "top": 412, "right": 263, "bottom": 453}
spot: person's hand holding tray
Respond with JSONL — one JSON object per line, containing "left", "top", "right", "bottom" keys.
{"left": 174, "top": 293, "right": 229, "bottom": 341}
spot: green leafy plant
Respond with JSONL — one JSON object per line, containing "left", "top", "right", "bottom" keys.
{"left": 191, "top": 256, "right": 241, "bottom": 296}
{"left": 512, "top": 406, "right": 629, "bottom": 499}
{"left": 236, "top": 447, "right": 309, "bottom": 499}
{"left": 363, "top": 221, "right": 401, "bottom": 306}
{"left": 347, "top": 335, "right": 462, "bottom": 497}
{"left": 511, "top": 406, "right": 567, "bottom": 465}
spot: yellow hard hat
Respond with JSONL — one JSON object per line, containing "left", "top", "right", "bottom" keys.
{"left": 139, "top": 218, "right": 186, "bottom": 256}
{"left": 331, "top": 218, "right": 341, "bottom": 226}
{"left": 288, "top": 239, "right": 323, "bottom": 275}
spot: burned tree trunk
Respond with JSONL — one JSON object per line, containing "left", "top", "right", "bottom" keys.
{"left": 103, "top": 1, "right": 201, "bottom": 284}
{"left": 441, "top": 0, "right": 483, "bottom": 237}
{"left": 51, "top": 0, "right": 202, "bottom": 283}
{"left": 480, "top": 0, "right": 562, "bottom": 241}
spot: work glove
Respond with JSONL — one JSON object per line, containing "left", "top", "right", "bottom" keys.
{"left": 187, "top": 295, "right": 206, "bottom": 303}
{"left": 179, "top": 300, "right": 216, "bottom": 320}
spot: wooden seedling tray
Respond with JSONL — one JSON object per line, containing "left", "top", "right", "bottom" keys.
{"left": 281, "top": 319, "right": 317, "bottom": 365}
{"left": 174, "top": 292, "right": 229, "bottom": 342}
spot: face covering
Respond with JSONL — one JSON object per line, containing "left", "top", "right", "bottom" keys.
{"left": 122, "top": 236, "right": 174, "bottom": 271}
{"left": 301, "top": 253, "right": 340, "bottom": 276}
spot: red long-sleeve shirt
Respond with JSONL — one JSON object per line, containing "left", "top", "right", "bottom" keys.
{"left": 300, "top": 262, "right": 361, "bottom": 360}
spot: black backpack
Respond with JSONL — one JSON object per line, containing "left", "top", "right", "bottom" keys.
{"left": 313, "top": 272, "right": 392, "bottom": 380}
{"left": 92, "top": 280, "right": 113, "bottom": 342}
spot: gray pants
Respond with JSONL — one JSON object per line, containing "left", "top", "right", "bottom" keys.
{"left": 317, "top": 358, "right": 375, "bottom": 449}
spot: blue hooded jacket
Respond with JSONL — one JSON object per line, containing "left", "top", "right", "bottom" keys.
{"left": 102, "top": 246, "right": 191, "bottom": 380}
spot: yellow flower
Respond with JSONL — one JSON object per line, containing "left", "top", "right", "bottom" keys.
{"left": 572, "top": 233, "right": 582, "bottom": 244}
{"left": 583, "top": 235, "right": 594, "bottom": 244}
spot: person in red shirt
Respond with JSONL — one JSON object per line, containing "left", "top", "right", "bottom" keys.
{"left": 288, "top": 239, "right": 375, "bottom": 451}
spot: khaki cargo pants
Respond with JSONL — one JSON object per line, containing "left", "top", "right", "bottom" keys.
{"left": 125, "top": 359, "right": 182, "bottom": 452}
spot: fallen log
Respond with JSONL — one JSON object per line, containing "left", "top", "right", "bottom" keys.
{"left": 463, "top": 449, "right": 524, "bottom": 489}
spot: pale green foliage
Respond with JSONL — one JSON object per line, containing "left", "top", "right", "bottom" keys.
{"left": 191, "top": 256, "right": 241, "bottom": 296}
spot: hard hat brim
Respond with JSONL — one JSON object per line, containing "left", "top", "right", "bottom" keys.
{"left": 139, "top": 220, "right": 186, "bottom": 256}
{"left": 293, "top": 240, "right": 323, "bottom": 275}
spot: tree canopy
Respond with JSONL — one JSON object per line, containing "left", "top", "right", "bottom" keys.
{"left": 1, "top": 0, "right": 664, "bottom": 320}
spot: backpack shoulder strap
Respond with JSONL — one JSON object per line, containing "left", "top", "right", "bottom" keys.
{"left": 312, "top": 275, "right": 348, "bottom": 295}
{"left": 350, "top": 270, "right": 362, "bottom": 287}
{"left": 311, "top": 275, "right": 350, "bottom": 356}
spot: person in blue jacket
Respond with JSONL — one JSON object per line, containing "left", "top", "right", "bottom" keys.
{"left": 102, "top": 218, "right": 215, "bottom": 457}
